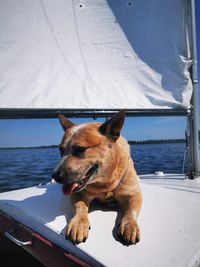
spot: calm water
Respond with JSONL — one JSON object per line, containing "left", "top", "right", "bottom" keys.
{"left": 0, "top": 143, "right": 186, "bottom": 193}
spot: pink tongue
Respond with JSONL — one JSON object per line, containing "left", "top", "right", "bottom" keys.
{"left": 62, "top": 183, "right": 79, "bottom": 195}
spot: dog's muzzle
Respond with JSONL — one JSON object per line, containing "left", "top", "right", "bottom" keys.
{"left": 52, "top": 163, "right": 99, "bottom": 195}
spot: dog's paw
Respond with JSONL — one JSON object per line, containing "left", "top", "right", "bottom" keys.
{"left": 66, "top": 215, "right": 90, "bottom": 244}
{"left": 118, "top": 217, "right": 140, "bottom": 245}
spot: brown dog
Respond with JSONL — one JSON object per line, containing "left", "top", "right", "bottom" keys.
{"left": 52, "top": 110, "right": 142, "bottom": 245}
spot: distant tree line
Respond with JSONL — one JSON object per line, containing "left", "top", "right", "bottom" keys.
{"left": 0, "top": 145, "right": 58, "bottom": 150}
{"left": 128, "top": 139, "right": 185, "bottom": 145}
{"left": 1, "top": 131, "right": 200, "bottom": 149}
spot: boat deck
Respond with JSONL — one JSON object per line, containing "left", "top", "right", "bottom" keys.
{"left": 0, "top": 174, "right": 200, "bottom": 267}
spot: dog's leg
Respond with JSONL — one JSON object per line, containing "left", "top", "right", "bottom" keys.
{"left": 66, "top": 194, "right": 91, "bottom": 244}
{"left": 117, "top": 189, "right": 142, "bottom": 245}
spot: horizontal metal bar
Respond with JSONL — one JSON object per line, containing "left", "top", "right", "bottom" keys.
{"left": 0, "top": 108, "right": 189, "bottom": 119}
{"left": 5, "top": 230, "right": 32, "bottom": 246}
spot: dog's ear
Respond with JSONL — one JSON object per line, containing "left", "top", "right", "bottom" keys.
{"left": 58, "top": 114, "right": 75, "bottom": 131}
{"left": 99, "top": 110, "right": 126, "bottom": 141}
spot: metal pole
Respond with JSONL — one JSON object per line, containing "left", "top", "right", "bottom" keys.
{"left": 189, "top": 0, "right": 200, "bottom": 178}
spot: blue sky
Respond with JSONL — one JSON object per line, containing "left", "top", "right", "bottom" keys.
{"left": 0, "top": 116, "right": 188, "bottom": 147}
{"left": 0, "top": 1, "right": 199, "bottom": 148}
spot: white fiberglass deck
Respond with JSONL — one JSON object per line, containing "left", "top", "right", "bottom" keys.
{"left": 0, "top": 174, "right": 200, "bottom": 267}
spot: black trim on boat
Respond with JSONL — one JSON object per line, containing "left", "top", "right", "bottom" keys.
{"left": 0, "top": 108, "right": 189, "bottom": 119}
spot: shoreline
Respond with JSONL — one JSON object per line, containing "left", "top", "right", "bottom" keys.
{"left": 0, "top": 139, "right": 186, "bottom": 150}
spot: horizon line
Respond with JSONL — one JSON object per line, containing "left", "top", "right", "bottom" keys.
{"left": 0, "top": 138, "right": 186, "bottom": 150}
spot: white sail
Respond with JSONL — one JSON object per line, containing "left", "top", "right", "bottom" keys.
{"left": 0, "top": 0, "right": 192, "bottom": 110}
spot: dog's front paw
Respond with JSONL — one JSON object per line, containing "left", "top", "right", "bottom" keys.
{"left": 66, "top": 215, "right": 90, "bottom": 244}
{"left": 118, "top": 217, "right": 140, "bottom": 245}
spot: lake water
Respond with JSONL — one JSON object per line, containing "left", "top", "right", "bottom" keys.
{"left": 0, "top": 143, "right": 187, "bottom": 193}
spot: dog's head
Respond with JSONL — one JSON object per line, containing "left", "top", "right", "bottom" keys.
{"left": 52, "top": 110, "right": 126, "bottom": 195}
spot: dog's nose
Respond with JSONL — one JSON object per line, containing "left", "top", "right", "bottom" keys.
{"left": 52, "top": 169, "right": 65, "bottom": 183}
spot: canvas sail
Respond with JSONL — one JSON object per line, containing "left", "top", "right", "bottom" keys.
{"left": 0, "top": 0, "right": 193, "bottom": 113}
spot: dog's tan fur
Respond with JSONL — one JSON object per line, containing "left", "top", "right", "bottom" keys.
{"left": 53, "top": 110, "right": 142, "bottom": 245}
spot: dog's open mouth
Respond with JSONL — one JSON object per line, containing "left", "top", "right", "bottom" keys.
{"left": 62, "top": 163, "right": 98, "bottom": 195}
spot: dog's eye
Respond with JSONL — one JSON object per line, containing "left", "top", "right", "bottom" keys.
{"left": 72, "top": 145, "right": 87, "bottom": 156}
